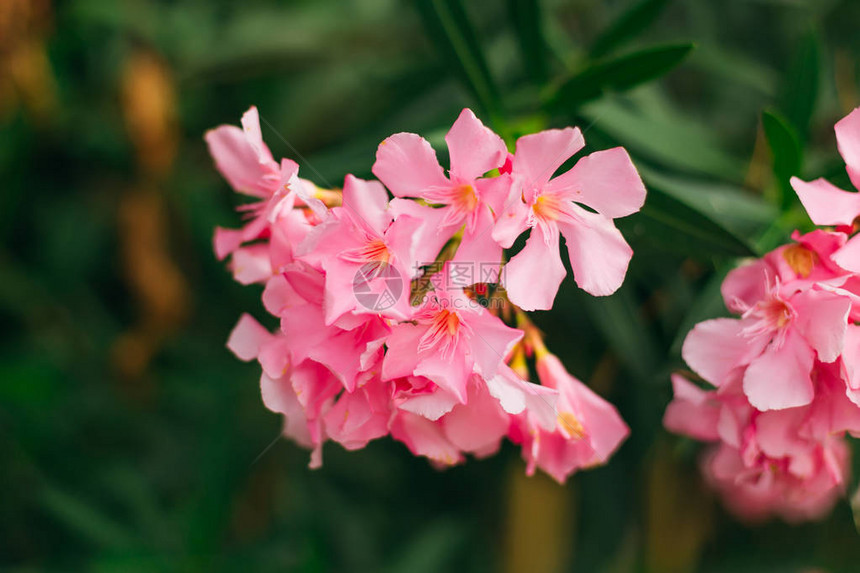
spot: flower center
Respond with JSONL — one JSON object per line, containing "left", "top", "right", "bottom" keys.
{"left": 452, "top": 183, "right": 478, "bottom": 213}
{"left": 362, "top": 238, "right": 390, "bottom": 264}
{"left": 557, "top": 412, "right": 585, "bottom": 440}
{"left": 782, "top": 244, "right": 817, "bottom": 278}
{"left": 532, "top": 194, "right": 565, "bottom": 221}
{"left": 417, "top": 307, "right": 471, "bottom": 358}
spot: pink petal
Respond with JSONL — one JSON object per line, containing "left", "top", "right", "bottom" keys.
{"left": 721, "top": 259, "right": 769, "bottom": 313}
{"left": 382, "top": 325, "right": 425, "bottom": 381}
{"left": 791, "top": 176, "right": 860, "bottom": 226}
{"left": 681, "top": 318, "right": 750, "bottom": 386}
{"left": 452, "top": 206, "right": 503, "bottom": 283}
{"left": 547, "top": 147, "right": 646, "bottom": 218}
{"left": 372, "top": 133, "right": 449, "bottom": 198}
{"left": 835, "top": 107, "right": 860, "bottom": 190}
{"left": 743, "top": 329, "right": 815, "bottom": 410}
{"left": 445, "top": 108, "right": 507, "bottom": 181}
{"left": 324, "top": 381, "right": 391, "bottom": 450}
{"left": 204, "top": 124, "right": 274, "bottom": 197}
{"left": 842, "top": 325, "right": 860, "bottom": 392}
{"left": 231, "top": 244, "right": 272, "bottom": 285}
{"left": 213, "top": 227, "right": 244, "bottom": 260}
{"left": 259, "top": 373, "right": 313, "bottom": 448}
{"left": 663, "top": 374, "right": 721, "bottom": 441}
{"left": 792, "top": 288, "right": 850, "bottom": 363}
{"left": 512, "top": 128, "right": 584, "bottom": 188}
{"left": 557, "top": 203, "right": 632, "bottom": 297}
{"left": 833, "top": 234, "right": 860, "bottom": 273}
{"left": 398, "top": 385, "right": 460, "bottom": 421}
{"left": 491, "top": 184, "right": 530, "bottom": 248}
{"left": 342, "top": 174, "right": 391, "bottom": 237}
{"left": 226, "top": 314, "right": 271, "bottom": 361}
{"left": 240, "top": 106, "right": 275, "bottom": 165}
{"left": 442, "top": 378, "right": 509, "bottom": 455}
{"left": 414, "top": 349, "right": 471, "bottom": 404}
{"left": 466, "top": 310, "right": 523, "bottom": 379}
{"left": 389, "top": 198, "right": 454, "bottom": 266}
{"left": 503, "top": 226, "right": 565, "bottom": 311}
{"left": 564, "top": 375, "right": 629, "bottom": 462}
{"left": 486, "top": 366, "right": 559, "bottom": 430}
{"left": 390, "top": 411, "right": 463, "bottom": 466}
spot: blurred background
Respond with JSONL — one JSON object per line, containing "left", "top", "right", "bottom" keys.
{"left": 3, "top": 0, "right": 860, "bottom": 571}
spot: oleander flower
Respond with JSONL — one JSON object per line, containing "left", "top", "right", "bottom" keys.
{"left": 209, "top": 106, "right": 642, "bottom": 481}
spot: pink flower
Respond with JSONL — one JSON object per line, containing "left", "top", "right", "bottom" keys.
{"left": 206, "top": 107, "right": 324, "bottom": 261}
{"left": 372, "top": 109, "right": 509, "bottom": 280}
{"left": 664, "top": 373, "right": 853, "bottom": 523}
{"left": 683, "top": 241, "right": 852, "bottom": 410}
{"left": 382, "top": 264, "right": 523, "bottom": 403}
{"left": 510, "top": 351, "right": 629, "bottom": 483}
{"left": 492, "top": 129, "right": 646, "bottom": 310}
{"left": 297, "top": 174, "right": 421, "bottom": 324}
{"left": 211, "top": 107, "right": 636, "bottom": 481}
{"left": 792, "top": 106, "right": 860, "bottom": 272}
{"left": 263, "top": 266, "right": 390, "bottom": 393}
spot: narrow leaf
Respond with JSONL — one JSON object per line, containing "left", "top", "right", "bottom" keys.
{"left": 506, "top": 0, "right": 549, "bottom": 84}
{"left": 415, "top": 0, "right": 505, "bottom": 127}
{"left": 779, "top": 30, "right": 819, "bottom": 140}
{"left": 762, "top": 109, "right": 803, "bottom": 210}
{"left": 547, "top": 43, "right": 694, "bottom": 110}
{"left": 620, "top": 188, "right": 758, "bottom": 259}
{"left": 590, "top": 0, "right": 670, "bottom": 59}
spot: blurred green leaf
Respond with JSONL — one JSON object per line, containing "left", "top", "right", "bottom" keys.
{"left": 506, "top": 0, "right": 549, "bottom": 84}
{"left": 762, "top": 109, "right": 803, "bottom": 209}
{"left": 382, "top": 519, "right": 467, "bottom": 573}
{"left": 639, "top": 166, "right": 776, "bottom": 238}
{"left": 40, "top": 486, "right": 136, "bottom": 550}
{"left": 669, "top": 269, "right": 730, "bottom": 356}
{"left": 415, "top": 0, "right": 505, "bottom": 129}
{"left": 581, "top": 98, "right": 746, "bottom": 181}
{"left": 590, "top": 0, "right": 670, "bottom": 59}
{"left": 581, "top": 287, "right": 659, "bottom": 384}
{"left": 779, "top": 30, "right": 820, "bottom": 140}
{"left": 547, "top": 43, "right": 694, "bottom": 110}
{"left": 628, "top": 189, "right": 757, "bottom": 259}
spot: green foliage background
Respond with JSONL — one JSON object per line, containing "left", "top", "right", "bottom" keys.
{"left": 3, "top": 0, "right": 860, "bottom": 571}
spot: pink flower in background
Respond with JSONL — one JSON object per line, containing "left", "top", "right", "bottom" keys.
{"left": 492, "top": 128, "right": 646, "bottom": 309}
{"left": 665, "top": 374, "right": 851, "bottom": 523}
{"left": 681, "top": 228, "right": 856, "bottom": 411}
{"left": 666, "top": 110, "right": 860, "bottom": 523}
{"left": 209, "top": 106, "right": 641, "bottom": 481}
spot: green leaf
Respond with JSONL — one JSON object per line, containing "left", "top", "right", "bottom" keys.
{"left": 547, "top": 43, "right": 694, "bottom": 110}
{"left": 581, "top": 286, "right": 660, "bottom": 384}
{"left": 779, "top": 30, "right": 819, "bottom": 140}
{"left": 621, "top": 188, "right": 758, "bottom": 259}
{"left": 762, "top": 109, "right": 803, "bottom": 210}
{"left": 40, "top": 486, "right": 136, "bottom": 550}
{"left": 415, "top": 0, "right": 505, "bottom": 129}
{"left": 669, "top": 268, "right": 730, "bottom": 356}
{"left": 580, "top": 98, "right": 746, "bottom": 182}
{"left": 506, "top": 0, "right": 549, "bottom": 84}
{"left": 638, "top": 166, "right": 776, "bottom": 239}
{"left": 590, "top": 0, "right": 670, "bottom": 59}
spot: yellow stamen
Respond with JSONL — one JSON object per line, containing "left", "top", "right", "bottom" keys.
{"left": 557, "top": 412, "right": 585, "bottom": 440}
{"left": 782, "top": 244, "right": 817, "bottom": 278}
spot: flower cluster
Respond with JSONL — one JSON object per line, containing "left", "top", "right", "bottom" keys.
{"left": 665, "top": 108, "right": 860, "bottom": 521}
{"left": 207, "top": 107, "right": 645, "bottom": 481}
